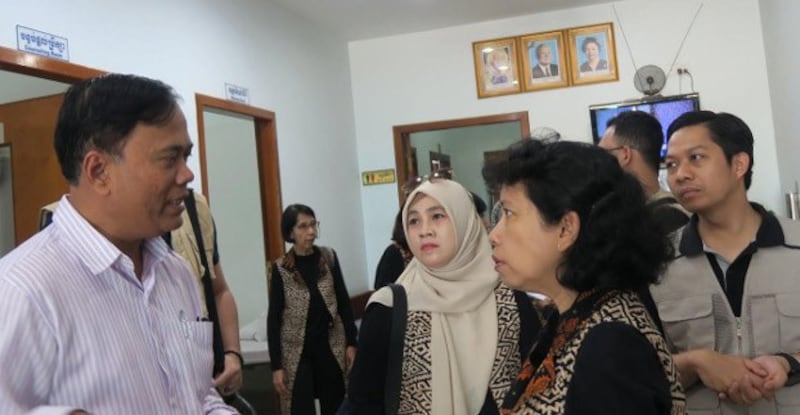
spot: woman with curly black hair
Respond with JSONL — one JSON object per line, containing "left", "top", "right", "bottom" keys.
{"left": 483, "top": 139, "right": 686, "bottom": 414}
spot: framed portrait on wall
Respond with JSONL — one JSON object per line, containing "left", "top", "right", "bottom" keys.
{"left": 567, "top": 23, "right": 619, "bottom": 86}
{"left": 472, "top": 37, "right": 522, "bottom": 98}
{"left": 519, "top": 30, "right": 570, "bottom": 92}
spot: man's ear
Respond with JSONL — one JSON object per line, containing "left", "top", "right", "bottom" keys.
{"left": 732, "top": 152, "right": 751, "bottom": 180}
{"left": 81, "top": 150, "right": 113, "bottom": 194}
{"left": 619, "top": 146, "right": 634, "bottom": 167}
{"left": 557, "top": 211, "right": 580, "bottom": 252}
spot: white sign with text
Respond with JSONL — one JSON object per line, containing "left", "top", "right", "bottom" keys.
{"left": 16, "top": 25, "right": 69, "bottom": 61}
{"left": 225, "top": 83, "right": 250, "bottom": 104}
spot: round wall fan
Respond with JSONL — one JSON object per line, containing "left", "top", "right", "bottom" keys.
{"left": 633, "top": 65, "right": 666, "bottom": 96}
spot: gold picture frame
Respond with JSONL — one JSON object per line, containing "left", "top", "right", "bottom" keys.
{"left": 567, "top": 23, "right": 619, "bottom": 86}
{"left": 472, "top": 37, "right": 522, "bottom": 99}
{"left": 520, "top": 30, "right": 570, "bottom": 92}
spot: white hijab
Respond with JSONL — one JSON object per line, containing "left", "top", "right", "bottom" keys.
{"left": 370, "top": 180, "right": 499, "bottom": 415}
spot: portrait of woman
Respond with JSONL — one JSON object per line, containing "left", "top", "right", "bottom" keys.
{"left": 483, "top": 140, "right": 685, "bottom": 414}
{"left": 348, "top": 179, "right": 538, "bottom": 415}
{"left": 578, "top": 36, "right": 609, "bottom": 73}
{"left": 267, "top": 204, "right": 358, "bottom": 415}
{"left": 567, "top": 23, "right": 618, "bottom": 86}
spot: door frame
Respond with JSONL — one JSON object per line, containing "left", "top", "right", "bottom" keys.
{"left": 0, "top": 47, "right": 104, "bottom": 243}
{"left": 194, "top": 93, "right": 284, "bottom": 260}
{"left": 0, "top": 46, "right": 104, "bottom": 82}
{"left": 392, "top": 111, "right": 530, "bottom": 203}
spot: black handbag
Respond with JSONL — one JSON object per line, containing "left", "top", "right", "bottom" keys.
{"left": 337, "top": 283, "right": 407, "bottom": 415}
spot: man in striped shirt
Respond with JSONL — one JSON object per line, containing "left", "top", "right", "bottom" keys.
{"left": 0, "top": 74, "right": 238, "bottom": 414}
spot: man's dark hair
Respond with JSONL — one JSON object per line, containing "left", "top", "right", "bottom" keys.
{"left": 482, "top": 139, "right": 672, "bottom": 292}
{"left": 606, "top": 111, "right": 664, "bottom": 173}
{"left": 391, "top": 209, "right": 409, "bottom": 252}
{"left": 54, "top": 74, "right": 180, "bottom": 185}
{"left": 667, "top": 111, "right": 754, "bottom": 189}
{"left": 470, "top": 191, "right": 488, "bottom": 217}
{"left": 281, "top": 204, "right": 316, "bottom": 243}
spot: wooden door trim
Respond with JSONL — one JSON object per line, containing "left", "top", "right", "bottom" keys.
{"left": 0, "top": 47, "right": 105, "bottom": 245}
{"left": 392, "top": 111, "right": 529, "bottom": 203}
{"left": 194, "top": 93, "right": 284, "bottom": 260}
{"left": 0, "top": 46, "right": 105, "bottom": 82}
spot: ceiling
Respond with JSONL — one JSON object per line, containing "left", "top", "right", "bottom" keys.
{"left": 269, "top": 0, "right": 616, "bottom": 41}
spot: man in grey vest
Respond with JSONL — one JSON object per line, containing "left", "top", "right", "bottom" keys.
{"left": 598, "top": 110, "right": 689, "bottom": 235}
{"left": 652, "top": 111, "right": 800, "bottom": 414}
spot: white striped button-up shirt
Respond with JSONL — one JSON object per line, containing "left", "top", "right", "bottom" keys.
{"left": 0, "top": 196, "right": 238, "bottom": 415}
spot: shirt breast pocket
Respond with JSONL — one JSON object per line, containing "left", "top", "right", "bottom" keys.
{"left": 176, "top": 320, "right": 214, "bottom": 398}
{"left": 658, "top": 295, "right": 715, "bottom": 352}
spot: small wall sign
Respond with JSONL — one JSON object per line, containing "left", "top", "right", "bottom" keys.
{"left": 225, "top": 83, "right": 249, "bottom": 104}
{"left": 362, "top": 169, "right": 396, "bottom": 186}
{"left": 16, "top": 25, "right": 69, "bottom": 61}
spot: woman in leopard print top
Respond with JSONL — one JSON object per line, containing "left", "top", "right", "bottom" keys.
{"left": 483, "top": 139, "right": 686, "bottom": 414}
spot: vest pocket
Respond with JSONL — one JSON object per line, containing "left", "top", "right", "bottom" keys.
{"left": 658, "top": 295, "right": 715, "bottom": 352}
{"left": 777, "top": 294, "right": 800, "bottom": 352}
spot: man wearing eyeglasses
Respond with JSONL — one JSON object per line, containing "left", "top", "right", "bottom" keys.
{"left": 598, "top": 111, "right": 690, "bottom": 338}
{"left": 598, "top": 111, "right": 689, "bottom": 235}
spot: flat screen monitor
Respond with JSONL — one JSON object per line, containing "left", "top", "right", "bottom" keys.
{"left": 589, "top": 93, "right": 700, "bottom": 158}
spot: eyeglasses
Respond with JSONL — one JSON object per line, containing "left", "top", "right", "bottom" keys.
{"left": 295, "top": 220, "right": 320, "bottom": 234}
{"left": 403, "top": 168, "right": 454, "bottom": 194}
{"left": 603, "top": 146, "right": 625, "bottom": 153}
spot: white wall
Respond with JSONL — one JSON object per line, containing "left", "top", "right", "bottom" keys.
{"left": 759, "top": 0, "right": 800, "bottom": 207}
{"left": 0, "top": 0, "right": 369, "bottom": 302}
{"left": 351, "top": 0, "right": 782, "bottom": 278}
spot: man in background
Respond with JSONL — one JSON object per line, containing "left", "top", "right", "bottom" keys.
{"left": 598, "top": 110, "right": 689, "bottom": 235}
{"left": 0, "top": 74, "right": 237, "bottom": 414}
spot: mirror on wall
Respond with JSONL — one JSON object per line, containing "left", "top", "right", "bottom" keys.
{"left": 409, "top": 121, "right": 522, "bottom": 206}
{"left": 393, "top": 111, "right": 530, "bottom": 206}
{"left": 202, "top": 107, "right": 269, "bottom": 328}
{"left": 0, "top": 143, "right": 14, "bottom": 257}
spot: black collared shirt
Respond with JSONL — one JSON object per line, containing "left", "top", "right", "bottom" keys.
{"left": 677, "top": 203, "right": 785, "bottom": 316}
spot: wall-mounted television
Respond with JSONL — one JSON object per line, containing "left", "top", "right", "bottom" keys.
{"left": 589, "top": 93, "right": 700, "bottom": 158}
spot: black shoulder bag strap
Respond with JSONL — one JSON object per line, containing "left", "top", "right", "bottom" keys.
{"left": 184, "top": 191, "right": 225, "bottom": 376}
{"left": 385, "top": 283, "right": 407, "bottom": 415}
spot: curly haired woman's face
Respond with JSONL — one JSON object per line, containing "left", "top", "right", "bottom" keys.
{"left": 488, "top": 183, "right": 565, "bottom": 294}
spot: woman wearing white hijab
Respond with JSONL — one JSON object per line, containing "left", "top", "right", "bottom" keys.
{"left": 347, "top": 179, "right": 538, "bottom": 415}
